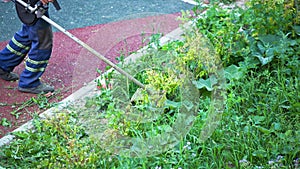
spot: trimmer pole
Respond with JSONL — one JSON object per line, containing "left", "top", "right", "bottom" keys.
{"left": 41, "top": 15, "right": 146, "bottom": 90}
{"left": 12, "top": 0, "right": 146, "bottom": 90}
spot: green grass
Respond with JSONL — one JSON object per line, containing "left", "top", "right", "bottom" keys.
{"left": 0, "top": 0, "right": 299, "bottom": 168}
{"left": 0, "top": 65, "right": 298, "bottom": 168}
{"left": 195, "top": 66, "right": 299, "bottom": 168}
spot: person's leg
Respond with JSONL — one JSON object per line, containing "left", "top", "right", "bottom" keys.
{"left": 18, "top": 13, "right": 54, "bottom": 93}
{"left": 0, "top": 25, "right": 31, "bottom": 81}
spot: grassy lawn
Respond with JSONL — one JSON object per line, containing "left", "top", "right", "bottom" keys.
{"left": 0, "top": 0, "right": 299, "bottom": 168}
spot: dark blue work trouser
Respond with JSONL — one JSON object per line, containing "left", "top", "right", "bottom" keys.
{"left": 0, "top": 13, "right": 53, "bottom": 88}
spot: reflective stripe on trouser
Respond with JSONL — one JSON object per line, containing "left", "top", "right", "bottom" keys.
{"left": 19, "top": 45, "right": 52, "bottom": 88}
{"left": 19, "top": 18, "right": 53, "bottom": 88}
{"left": 0, "top": 28, "right": 31, "bottom": 72}
{"left": 0, "top": 12, "right": 53, "bottom": 88}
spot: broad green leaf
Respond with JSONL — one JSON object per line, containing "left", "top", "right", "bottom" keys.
{"left": 192, "top": 75, "right": 218, "bottom": 91}
{"left": 258, "top": 34, "right": 281, "bottom": 46}
{"left": 257, "top": 41, "right": 266, "bottom": 54}
{"left": 254, "top": 53, "right": 274, "bottom": 65}
{"left": 265, "top": 48, "right": 275, "bottom": 58}
{"left": 224, "top": 65, "right": 244, "bottom": 80}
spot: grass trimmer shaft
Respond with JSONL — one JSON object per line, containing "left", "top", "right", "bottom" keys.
{"left": 13, "top": 0, "right": 146, "bottom": 90}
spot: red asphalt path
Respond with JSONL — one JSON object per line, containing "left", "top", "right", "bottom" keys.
{"left": 0, "top": 13, "right": 182, "bottom": 138}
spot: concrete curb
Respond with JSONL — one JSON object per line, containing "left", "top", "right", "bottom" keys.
{"left": 0, "top": 22, "right": 189, "bottom": 148}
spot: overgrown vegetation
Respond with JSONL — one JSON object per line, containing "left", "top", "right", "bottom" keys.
{"left": 0, "top": 0, "right": 299, "bottom": 168}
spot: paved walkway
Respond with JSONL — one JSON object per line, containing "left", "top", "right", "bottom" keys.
{"left": 0, "top": 1, "right": 194, "bottom": 138}
{"left": 0, "top": 0, "right": 193, "bottom": 41}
